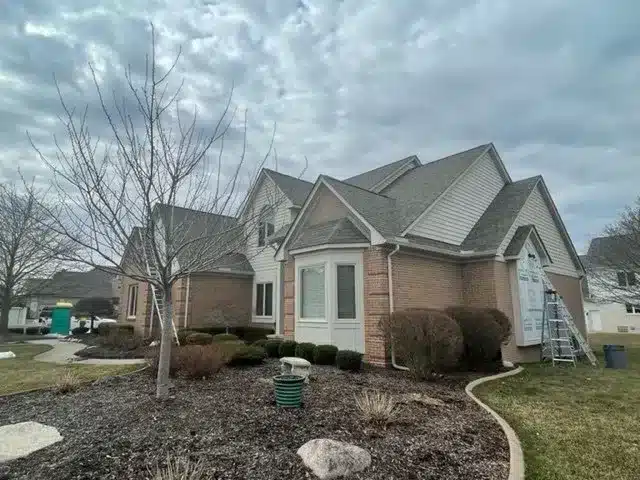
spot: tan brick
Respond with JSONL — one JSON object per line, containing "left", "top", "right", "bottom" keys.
{"left": 186, "top": 273, "right": 252, "bottom": 328}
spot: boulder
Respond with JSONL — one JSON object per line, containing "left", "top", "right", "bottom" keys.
{"left": 297, "top": 439, "right": 371, "bottom": 479}
{"left": 0, "top": 421, "right": 63, "bottom": 462}
{"left": 0, "top": 352, "right": 16, "bottom": 360}
{"left": 280, "top": 356, "right": 312, "bottom": 382}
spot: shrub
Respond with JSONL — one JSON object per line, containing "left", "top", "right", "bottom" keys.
{"left": 98, "top": 330, "right": 144, "bottom": 351}
{"left": 227, "top": 345, "right": 267, "bottom": 367}
{"left": 484, "top": 308, "right": 513, "bottom": 344}
{"left": 313, "top": 345, "right": 339, "bottom": 365}
{"left": 151, "top": 456, "right": 204, "bottom": 480}
{"left": 96, "top": 322, "right": 134, "bottom": 336}
{"left": 354, "top": 390, "right": 397, "bottom": 427}
{"left": 264, "top": 339, "right": 283, "bottom": 358}
{"left": 294, "top": 342, "right": 316, "bottom": 362}
{"left": 252, "top": 339, "right": 267, "bottom": 348}
{"left": 72, "top": 297, "right": 115, "bottom": 317}
{"left": 177, "top": 329, "right": 197, "bottom": 345}
{"left": 41, "top": 327, "right": 50, "bottom": 335}
{"left": 147, "top": 348, "right": 180, "bottom": 378}
{"left": 336, "top": 350, "right": 363, "bottom": 372}
{"left": 445, "top": 306, "right": 504, "bottom": 370}
{"left": 384, "top": 309, "right": 463, "bottom": 379}
{"left": 278, "top": 340, "right": 297, "bottom": 358}
{"left": 71, "top": 327, "right": 90, "bottom": 336}
{"left": 173, "top": 345, "right": 228, "bottom": 379}
{"left": 54, "top": 370, "right": 80, "bottom": 394}
{"left": 234, "top": 326, "right": 274, "bottom": 343}
{"left": 189, "top": 326, "right": 228, "bottom": 336}
{"left": 25, "top": 326, "right": 42, "bottom": 335}
{"left": 185, "top": 332, "right": 213, "bottom": 345}
{"left": 211, "top": 333, "right": 239, "bottom": 343}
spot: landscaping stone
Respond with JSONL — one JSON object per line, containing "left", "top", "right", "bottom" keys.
{"left": 0, "top": 352, "right": 16, "bottom": 360}
{"left": 0, "top": 421, "right": 63, "bottom": 462}
{"left": 280, "top": 356, "right": 311, "bottom": 382}
{"left": 297, "top": 439, "right": 371, "bottom": 479}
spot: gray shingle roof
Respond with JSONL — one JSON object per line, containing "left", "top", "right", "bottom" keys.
{"left": 461, "top": 176, "right": 540, "bottom": 251}
{"left": 381, "top": 144, "right": 491, "bottom": 232}
{"left": 264, "top": 169, "right": 314, "bottom": 207}
{"left": 503, "top": 225, "right": 535, "bottom": 258}
{"left": 343, "top": 156, "right": 419, "bottom": 190}
{"left": 586, "top": 235, "right": 640, "bottom": 268}
{"left": 269, "top": 223, "right": 291, "bottom": 244}
{"left": 26, "top": 268, "right": 116, "bottom": 298}
{"left": 290, "top": 218, "right": 368, "bottom": 250}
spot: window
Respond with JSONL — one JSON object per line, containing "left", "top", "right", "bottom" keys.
{"left": 258, "top": 206, "right": 275, "bottom": 247}
{"left": 625, "top": 303, "right": 640, "bottom": 314}
{"left": 127, "top": 285, "right": 138, "bottom": 317}
{"left": 337, "top": 265, "right": 356, "bottom": 319}
{"left": 300, "top": 265, "right": 325, "bottom": 318}
{"left": 256, "top": 282, "right": 273, "bottom": 317}
{"left": 617, "top": 271, "right": 637, "bottom": 287}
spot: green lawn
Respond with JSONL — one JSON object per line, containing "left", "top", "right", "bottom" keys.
{"left": 475, "top": 333, "right": 640, "bottom": 480}
{"left": 0, "top": 343, "right": 139, "bottom": 395}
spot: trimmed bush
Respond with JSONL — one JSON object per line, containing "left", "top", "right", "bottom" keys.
{"left": 384, "top": 309, "right": 463, "bottom": 379}
{"left": 227, "top": 345, "right": 267, "bottom": 366}
{"left": 234, "top": 326, "right": 274, "bottom": 343}
{"left": 294, "top": 342, "right": 316, "bottom": 362}
{"left": 211, "top": 333, "right": 239, "bottom": 343}
{"left": 173, "top": 345, "right": 228, "bottom": 379}
{"left": 278, "top": 340, "right": 297, "bottom": 358}
{"left": 336, "top": 350, "right": 363, "bottom": 372}
{"left": 484, "top": 308, "right": 513, "bottom": 344}
{"left": 445, "top": 306, "right": 504, "bottom": 370}
{"left": 177, "top": 329, "right": 197, "bottom": 345}
{"left": 96, "top": 323, "right": 134, "bottom": 336}
{"left": 71, "top": 326, "right": 90, "bottom": 336}
{"left": 98, "top": 330, "right": 144, "bottom": 350}
{"left": 252, "top": 339, "right": 268, "bottom": 348}
{"left": 264, "top": 339, "right": 283, "bottom": 358}
{"left": 189, "top": 326, "right": 228, "bottom": 336}
{"left": 185, "top": 332, "right": 213, "bottom": 345}
{"left": 313, "top": 344, "right": 338, "bottom": 365}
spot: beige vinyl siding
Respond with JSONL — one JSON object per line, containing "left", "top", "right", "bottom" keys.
{"left": 408, "top": 152, "right": 506, "bottom": 245}
{"left": 305, "top": 185, "right": 351, "bottom": 226}
{"left": 500, "top": 184, "right": 579, "bottom": 277}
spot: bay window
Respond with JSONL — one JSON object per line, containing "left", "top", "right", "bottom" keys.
{"left": 337, "top": 265, "right": 356, "bottom": 319}
{"left": 256, "top": 282, "right": 273, "bottom": 317}
{"left": 300, "top": 265, "right": 325, "bottom": 318}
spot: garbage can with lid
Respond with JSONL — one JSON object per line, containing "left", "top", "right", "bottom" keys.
{"left": 603, "top": 344, "right": 628, "bottom": 369}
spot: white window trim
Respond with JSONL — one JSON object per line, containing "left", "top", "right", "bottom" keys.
{"left": 126, "top": 284, "right": 138, "bottom": 319}
{"left": 297, "top": 262, "right": 327, "bottom": 323}
{"left": 336, "top": 262, "right": 357, "bottom": 320}
{"left": 255, "top": 282, "right": 274, "bottom": 319}
{"left": 617, "top": 271, "right": 637, "bottom": 288}
{"left": 625, "top": 303, "right": 640, "bottom": 314}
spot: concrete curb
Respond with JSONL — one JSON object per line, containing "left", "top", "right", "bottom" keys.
{"left": 465, "top": 366, "right": 525, "bottom": 480}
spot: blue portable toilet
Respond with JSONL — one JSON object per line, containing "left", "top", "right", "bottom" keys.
{"left": 50, "top": 301, "right": 73, "bottom": 335}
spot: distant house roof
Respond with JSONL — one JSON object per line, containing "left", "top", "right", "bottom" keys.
{"left": 264, "top": 169, "right": 314, "bottom": 207}
{"left": 585, "top": 235, "right": 640, "bottom": 269}
{"left": 290, "top": 218, "right": 369, "bottom": 251}
{"left": 26, "top": 268, "right": 116, "bottom": 299}
{"left": 343, "top": 155, "right": 420, "bottom": 190}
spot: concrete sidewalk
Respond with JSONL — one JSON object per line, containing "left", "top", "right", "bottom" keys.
{"left": 28, "top": 339, "right": 146, "bottom": 366}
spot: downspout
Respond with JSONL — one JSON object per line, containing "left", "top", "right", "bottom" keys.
{"left": 183, "top": 275, "right": 191, "bottom": 329}
{"left": 387, "top": 245, "right": 409, "bottom": 371}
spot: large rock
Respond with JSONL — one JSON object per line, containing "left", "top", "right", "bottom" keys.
{"left": 0, "top": 422, "right": 63, "bottom": 462}
{"left": 297, "top": 439, "right": 371, "bottom": 479}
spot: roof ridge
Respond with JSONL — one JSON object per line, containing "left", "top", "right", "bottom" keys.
{"left": 156, "top": 203, "right": 237, "bottom": 220}
{"left": 264, "top": 168, "right": 313, "bottom": 185}
{"left": 415, "top": 143, "right": 491, "bottom": 171}
{"left": 321, "top": 175, "right": 394, "bottom": 200}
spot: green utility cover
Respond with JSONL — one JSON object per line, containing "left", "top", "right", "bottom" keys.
{"left": 50, "top": 306, "right": 71, "bottom": 335}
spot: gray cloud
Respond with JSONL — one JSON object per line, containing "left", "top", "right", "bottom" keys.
{"left": 1, "top": 0, "right": 639, "bottom": 252}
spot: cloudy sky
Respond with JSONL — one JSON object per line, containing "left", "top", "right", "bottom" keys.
{"left": 0, "top": 0, "right": 638, "bottom": 252}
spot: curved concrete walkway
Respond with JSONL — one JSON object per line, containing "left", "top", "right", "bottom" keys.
{"left": 28, "top": 339, "right": 146, "bottom": 365}
{"left": 466, "top": 367, "right": 525, "bottom": 480}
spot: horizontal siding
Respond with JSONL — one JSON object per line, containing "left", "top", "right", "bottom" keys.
{"left": 305, "top": 185, "right": 350, "bottom": 226}
{"left": 409, "top": 152, "right": 505, "bottom": 245}
{"left": 500, "top": 185, "right": 578, "bottom": 276}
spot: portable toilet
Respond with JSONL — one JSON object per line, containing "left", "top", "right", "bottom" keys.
{"left": 50, "top": 302, "right": 73, "bottom": 335}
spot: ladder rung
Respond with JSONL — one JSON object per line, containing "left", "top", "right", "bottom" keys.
{"left": 553, "top": 358, "right": 576, "bottom": 363}
{"left": 551, "top": 339, "right": 572, "bottom": 343}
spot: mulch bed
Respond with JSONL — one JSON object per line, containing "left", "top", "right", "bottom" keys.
{"left": 0, "top": 361, "right": 508, "bottom": 480}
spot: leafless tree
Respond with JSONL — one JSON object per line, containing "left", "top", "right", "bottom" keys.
{"left": 30, "top": 25, "right": 299, "bottom": 399}
{"left": 584, "top": 197, "right": 640, "bottom": 306}
{"left": 0, "top": 182, "right": 74, "bottom": 339}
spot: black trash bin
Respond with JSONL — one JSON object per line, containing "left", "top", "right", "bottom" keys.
{"left": 603, "top": 344, "right": 628, "bottom": 369}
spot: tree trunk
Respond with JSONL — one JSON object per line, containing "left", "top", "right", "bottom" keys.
{"left": 156, "top": 287, "right": 174, "bottom": 399}
{"left": 0, "top": 285, "right": 12, "bottom": 340}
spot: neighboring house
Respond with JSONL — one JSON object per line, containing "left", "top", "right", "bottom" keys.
{"left": 581, "top": 235, "right": 640, "bottom": 334}
{"left": 121, "top": 143, "right": 586, "bottom": 365}
{"left": 25, "top": 268, "right": 119, "bottom": 317}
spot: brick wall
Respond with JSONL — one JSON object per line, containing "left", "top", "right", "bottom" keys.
{"left": 462, "top": 261, "right": 497, "bottom": 308}
{"left": 187, "top": 273, "right": 252, "bottom": 328}
{"left": 119, "top": 276, "right": 152, "bottom": 336}
{"left": 283, "top": 260, "right": 295, "bottom": 339}
{"left": 363, "top": 246, "right": 390, "bottom": 366}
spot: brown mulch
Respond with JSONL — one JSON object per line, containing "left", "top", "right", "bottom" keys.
{"left": 0, "top": 361, "right": 508, "bottom": 480}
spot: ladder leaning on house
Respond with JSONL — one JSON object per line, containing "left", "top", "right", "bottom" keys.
{"left": 139, "top": 231, "right": 180, "bottom": 345}
{"left": 536, "top": 262, "right": 597, "bottom": 366}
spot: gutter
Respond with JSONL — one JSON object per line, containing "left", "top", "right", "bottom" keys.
{"left": 387, "top": 245, "right": 409, "bottom": 371}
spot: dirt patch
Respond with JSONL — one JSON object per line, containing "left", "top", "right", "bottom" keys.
{"left": 0, "top": 361, "right": 508, "bottom": 479}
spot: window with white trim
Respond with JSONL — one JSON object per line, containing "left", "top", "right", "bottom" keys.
{"left": 300, "top": 265, "right": 325, "bottom": 318}
{"left": 617, "top": 271, "right": 637, "bottom": 287}
{"left": 256, "top": 282, "right": 273, "bottom": 317}
{"left": 127, "top": 284, "right": 138, "bottom": 317}
{"left": 625, "top": 303, "right": 640, "bottom": 314}
{"left": 337, "top": 264, "right": 356, "bottom": 319}
{"left": 258, "top": 206, "right": 275, "bottom": 247}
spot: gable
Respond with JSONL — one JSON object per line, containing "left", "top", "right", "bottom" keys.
{"left": 500, "top": 184, "right": 579, "bottom": 277}
{"left": 407, "top": 150, "right": 506, "bottom": 245}
{"left": 305, "top": 184, "right": 351, "bottom": 226}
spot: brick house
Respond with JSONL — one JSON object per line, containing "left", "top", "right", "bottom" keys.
{"left": 120, "top": 143, "right": 586, "bottom": 365}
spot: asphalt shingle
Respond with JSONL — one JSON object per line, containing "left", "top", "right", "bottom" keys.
{"left": 264, "top": 169, "right": 314, "bottom": 207}
{"left": 343, "top": 155, "right": 419, "bottom": 190}
{"left": 290, "top": 218, "right": 368, "bottom": 250}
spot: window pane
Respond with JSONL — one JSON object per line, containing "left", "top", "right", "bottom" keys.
{"left": 301, "top": 266, "right": 325, "bottom": 318}
{"left": 617, "top": 271, "right": 627, "bottom": 286}
{"left": 256, "top": 284, "right": 264, "bottom": 316}
{"left": 626, "top": 303, "right": 633, "bottom": 313}
{"left": 258, "top": 222, "right": 265, "bottom": 247}
{"left": 267, "top": 222, "right": 275, "bottom": 237}
{"left": 628, "top": 272, "right": 637, "bottom": 286}
{"left": 264, "top": 283, "right": 273, "bottom": 316}
{"left": 337, "top": 265, "right": 356, "bottom": 319}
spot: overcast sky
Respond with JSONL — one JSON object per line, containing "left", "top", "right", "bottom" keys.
{"left": 0, "top": 0, "right": 638, "bottom": 253}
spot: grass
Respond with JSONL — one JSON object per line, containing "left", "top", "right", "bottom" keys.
{"left": 0, "top": 343, "right": 140, "bottom": 395}
{"left": 475, "top": 333, "right": 640, "bottom": 480}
